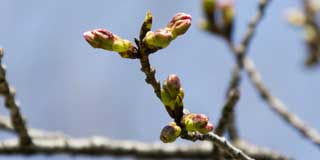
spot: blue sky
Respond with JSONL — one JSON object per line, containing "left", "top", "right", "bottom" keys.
{"left": 0, "top": 0, "right": 319, "bottom": 159}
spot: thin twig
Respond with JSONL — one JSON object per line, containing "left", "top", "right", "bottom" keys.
{"left": 243, "top": 57, "right": 320, "bottom": 148}
{"left": 138, "top": 45, "right": 161, "bottom": 99}
{"left": 236, "top": 0, "right": 271, "bottom": 64}
{"left": 182, "top": 132, "right": 255, "bottom": 160}
{"left": 215, "top": 88, "right": 240, "bottom": 136}
{"left": 0, "top": 48, "right": 32, "bottom": 146}
{"left": 233, "top": 139, "right": 291, "bottom": 160}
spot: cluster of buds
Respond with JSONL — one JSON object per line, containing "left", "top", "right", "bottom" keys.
{"left": 201, "top": 0, "right": 235, "bottom": 40}
{"left": 83, "top": 29, "right": 138, "bottom": 59}
{"left": 159, "top": 74, "right": 214, "bottom": 143}
{"left": 161, "top": 74, "right": 184, "bottom": 119}
{"left": 160, "top": 113, "right": 214, "bottom": 143}
{"left": 143, "top": 13, "right": 191, "bottom": 49}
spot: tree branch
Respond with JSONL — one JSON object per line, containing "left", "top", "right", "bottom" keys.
{"left": 0, "top": 48, "right": 32, "bottom": 146}
{"left": 0, "top": 136, "right": 287, "bottom": 160}
{"left": 0, "top": 115, "right": 289, "bottom": 160}
{"left": 215, "top": 88, "right": 240, "bottom": 136}
{"left": 243, "top": 57, "right": 320, "bottom": 148}
{"left": 181, "top": 132, "right": 255, "bottom": 160}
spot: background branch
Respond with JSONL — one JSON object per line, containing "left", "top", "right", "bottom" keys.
{"left": 0, "top": 48, "right": 32, "bottom": 146}
{"left": 0, "top": 115, "right": 289, "bottom": 160}
{"left": 243, "top": 57, "right": 320, "bottom": 148}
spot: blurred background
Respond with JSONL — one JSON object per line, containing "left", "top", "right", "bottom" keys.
{"left": 0, "top": 0, "right": 319, "bottom": 159}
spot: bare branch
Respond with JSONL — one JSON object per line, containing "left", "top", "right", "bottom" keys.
{"left": 0, "top": 48, "right": 32, "bottom": 146}
{"left": 243, "top": 57, "right": 320, "bottom": 148}
{"left": 238, "top": 0, "right": 271, "bottom": 57}
{"left": 0, "top": 115, "right": 288, "bottom": 160}
{"left": 233, "top": 139, "right": 291, "bottom": 160}
{"left": 139, "top": 49, "right": 161, "bottom": 99}
{"left": 182, "top": 132, "right": 255, "bottom": 160}
{"left": 0, "top": 134, "right": 288, "bottom": 160}
{"left": 215, "top": 88, "right": 240, "bottom": 136}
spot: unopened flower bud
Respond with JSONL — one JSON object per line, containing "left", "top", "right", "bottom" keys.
{"left": 166, "top": 13, "right": 192, "bottom": 38}
{"left": 143, "top": 29, "right": 173, "bottom": 49}
{"left": 83, "top": 29, "right": 137, "bottom": 58}
{"left": 181, "top": 114, "right": 209, "bottom": 132}
{"left": 198, "top": 122, "right": 214, "bottom": 134}
{"left": 161, "top": 88, "right": 176, "bottom": 109}
{"left": 83, "top": 29, "right": 115, "bottom": 50}
{"left": 163, "top": 74, "right": 181, "bottom": 97}
{"left": 160, "top": 122, "right": 181, "bottom": 143}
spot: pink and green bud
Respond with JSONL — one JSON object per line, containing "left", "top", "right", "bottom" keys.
{"left": 161, "top": 74, "right": 184, "bottom": 111}
{"left": 181, "top": 114, "right": 209, "bottom": 132}
{"left": 160, "top": 122, "right": 181, "bottom": 143}
{"left": 163, "top": 74, "right": 181, "bottom": 96}
{"left": 198, "top": 122, "right": 214, "bottom": 134}
{"left": 83, "top": 29, "right": 137, "bottom": 58}
{"left": 83, "top": 29, "right": 115, "bottom": 50}
{"left": 143, "top": 29, "right": 173, "bottom": 49}
{"left": 166, "top": 13, "right": 192, "bottom": 38}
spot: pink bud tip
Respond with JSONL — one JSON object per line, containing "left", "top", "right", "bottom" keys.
{"left": 167, "top": 74, "right": 181, "bottom": 89}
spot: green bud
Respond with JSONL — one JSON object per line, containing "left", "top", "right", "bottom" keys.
{"left": 166, "top": 13, "right": 192, "bottom": 38}
{"left": 112, "top": 39, "right": 132, "bottom": 53}
{"left": 175, "top": 88, "right": 184, "bottom": 106}
{"left": 198, "top": 122, "right": 214, "bottom": 134}
{"left": 140, "top": 11, "right": 153, "bottom": 40}
{"left": 181, "top": 114, "right": 209, "bottom": 132}
{"left": 160, "top": 122, "right": 181, "bottom": 143}
{"left": 143, "top": 29, "right": 173, "bottom": 49}
{"left": 161, "top": 88, "right": 176, "bottom": 110}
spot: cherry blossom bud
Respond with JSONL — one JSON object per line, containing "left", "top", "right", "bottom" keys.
{"left": 181, "top": 114, "right": 209, "bottom": 132}
{"left": 198, "top": 122, "right": 214, "bottom": 134}
{"left": 83, "top": 29, "right": 137, "bottom": 58}
{"left": 143, "top": 29, "right": 173, "bottom": 49}
{"left": 161, "top": 75, "right": 184, "bottom": 119}
{"left": 163, "top": 74, "right": 181, "bottom": 96}
{"left": 83, "top": 29, "right": 115, "bottom": 50}
{"left": 166, "top": 13, "right": 192, "bottom": 38}
{"left": 160, "top": 122, "right": 181, "bottom": 143}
